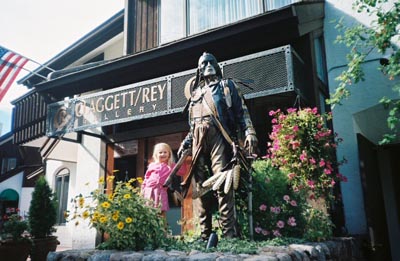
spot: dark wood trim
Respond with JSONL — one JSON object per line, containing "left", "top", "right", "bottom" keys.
{"left": 125, "top": 0, "right": 136, "bottom": 54}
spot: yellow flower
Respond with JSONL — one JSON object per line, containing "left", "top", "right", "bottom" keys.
{"left": 128, "top": 178, "right": 137, "bottom": 183}
{"left": 107, "top": 175, "right": 115, "bottom": 182}
{"left": 78, "top": 197, "right": 85, "bottom": 208}
{"left": 123, "top": 194, "right": 131, "bottom": 199}
{"left": 108, "top": 193, "right": 114, "bottom": 200}
{"left": 83, "top": 210, "right": 90, "bottom": 219}
{"left": 136, "top": 177, "right": 143, "bottom": 184}
{"left": 101, "top": 201, "right": 111, "bottom": 208}
{"left": 112, "top": 211, "right": 119, "bottom": 221}
{"left": 64, "top": 211, "right": 69, "bottom": 218}
{"left": 98, "top": 176, "right": 105, "bottom": 184}
{"left": 100, "top": 216, "right": 108, "bottom": 223}
{"left": 117, "top": 221, "right": 124, "bottom": 230}
{"left": 125, "top": 217, "right": 133, "bottom": 223}
{"left": 93, "top": 212, "right": 100, "bottom": 218}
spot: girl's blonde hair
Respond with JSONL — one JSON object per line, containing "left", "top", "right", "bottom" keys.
{"left": 152, "top": 142, "right": 174, "bottom": 165}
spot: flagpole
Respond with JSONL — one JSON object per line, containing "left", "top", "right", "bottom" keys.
{"left": 2, "top": 59, "right": 49, "bottom": 81}
{"left": 19, "top": 66, "right": 48, "bottom": 80}
{"left": 0, "top": 44, "right": 55, "bottom": 72}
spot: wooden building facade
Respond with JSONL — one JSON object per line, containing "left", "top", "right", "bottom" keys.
{"left": 12, "top": 0, "right": 337, "bottom": 246}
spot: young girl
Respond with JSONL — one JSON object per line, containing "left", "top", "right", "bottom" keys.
{"left": 141, "top": 143, "right": 186, "bottom": 218}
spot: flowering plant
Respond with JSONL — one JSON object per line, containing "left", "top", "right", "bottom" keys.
{"left": 250, "top": 159, "right": 306, "bottom": 240}
{"left": 67, "top": 177, "right": 167, "bottom": 250}
{"left": 268, "top": 107, "right": 347, "bottom": 200}
{"left": 1, "top": 213, "right": 30, "bottom": 242}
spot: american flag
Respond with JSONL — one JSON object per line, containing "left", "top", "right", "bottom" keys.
{"left": 0, "top": 47, "right": 28, "bottom": 103}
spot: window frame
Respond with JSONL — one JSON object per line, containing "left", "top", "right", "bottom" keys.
{"left": 54, "top": 168, "right": 70, "bottom": 225}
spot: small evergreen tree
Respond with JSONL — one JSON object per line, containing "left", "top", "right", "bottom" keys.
{"left": 28, "top": 176, "right": 57, "bottom": 238}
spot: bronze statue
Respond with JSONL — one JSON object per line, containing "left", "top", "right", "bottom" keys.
{"left": 178, "top": 52, "right": 257, "bottom": 239}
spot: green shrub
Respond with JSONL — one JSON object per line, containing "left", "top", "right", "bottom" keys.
{"left": 303, "top": 208, "right": 334, "bottom": 242}
{"left": 28, "top": 176, "right": 58, "bottom": 238}
{"left": 247, "top": 159, "right": 306, "bottom": 240}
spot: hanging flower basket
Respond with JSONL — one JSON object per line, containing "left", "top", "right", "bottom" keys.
{"left": 267, "top": 107, "right": 347, "bottom": 201}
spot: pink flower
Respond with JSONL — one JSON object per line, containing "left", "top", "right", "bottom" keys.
{"left": 283, "top": 195, "right": 290, "bottom": 202}
{"left": 307, "top": 180, "right": 315, "bottom": 189}
{"left": 324, "top": 168, "right": 332, "bottom": 175}
{"left": 312, "top": 107, "right": 318, "bottom": 114}
{"left": 273, "top": 229, "right": 282, "bottom": 237}
{"left": 308, "top": 158, "right": 315, "bottom": 165}
{"left": 287, "top": 173, "right": 296, "bottom": 180}
{"left": 290, "top": 200, "right": 297, "bottom": 207}
{"left": 337, "top": 173, "right": 348, "bottom": 182}
{"left": 262, "top": 229, "right": 270, "bottom": 236}
{"left": 255, "top": 227, "right": 262, "bottom": 234}
{"left": 270, "top": 206, "right": 281, "bottom": 214}
{"left": 287, "top": 108, "right": 297, "bottom": 113}
{"left": 259, "top": 204, "right": 267, "bottom": 211}
{"left": 292, "top": 125, "right": 299, "bottom": 132}
{"left": 277, "top": 220, "right": 285, "bottom": 228}
{"left": 269, "top": 109, "right": 280, "bottom": 116}
{"left": 319, "top": 159, "right": 326, "bottom": 167}
{"left": 290, "top": 140, "right": 300, "bottom": 150}
{"left": 287, "top": 217, "right": 297, "bottom": 226}
{"left": 300, "top": 151, "right": 307, "bottom": 162}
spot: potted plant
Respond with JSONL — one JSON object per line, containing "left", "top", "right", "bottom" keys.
{"left": 28, "top": 175, "right": 59, "bottom": 261}
{"left": 0, "top": 213, "right": 32, "bottom": 261}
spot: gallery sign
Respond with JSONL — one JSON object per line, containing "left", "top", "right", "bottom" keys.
{"left": 46, "top": 74, "right": 190, "bottom": 136}
{"left": 47, "top": 45, "right": 302, "bottom": 136}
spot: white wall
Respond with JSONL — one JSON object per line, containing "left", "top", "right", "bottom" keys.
{"left": 0, "top": 172, "right": 25, "bottom": 215}
{"left": 324, "top": 0, "right": 399, "bottom": 235}
{"left": 44, "top": 131, "right": 106, "bottom": 249}
{"left": 45, "top": 160, "right": 76, "bottom": 249}
{"left": 71, "top": 133, "right": 106, "bottom": 249}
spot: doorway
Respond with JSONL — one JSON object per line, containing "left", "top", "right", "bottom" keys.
{"left": 114, "top": 155, "right": 137, "bottom": 182}
{"left": 357, "top": 134, "right": 391, "bottom": 260}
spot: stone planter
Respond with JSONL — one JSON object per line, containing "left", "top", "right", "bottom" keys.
{"left": 0, "top": 240, "right": 32, "bottom": 261}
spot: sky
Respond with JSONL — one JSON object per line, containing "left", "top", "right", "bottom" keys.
{"left": 0, "top": 0, "right": 125, "bottom": 135}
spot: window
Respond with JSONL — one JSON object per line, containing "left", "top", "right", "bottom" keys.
{"left": 188, "top": 0, "right": 263, "bottom": 35}
{"left": 160, "top": 0, "right": 264, "bottom": 44}
{"left": 314, "top": 35, "right": 328, "bottom": 84}
{"left": 1, "top": 158, "right": 17, "bottom": 174}
{"left": 160, "top": 0, "right": 301, "bottom": 45}
{"left": 160, "top": 0, "right": 186, "bottom": 44}
{"left": 264, "top": 0, "right": 300, "bottom": 11}
{"left": 55, "top": 168, "right": 70, "bottom": 224}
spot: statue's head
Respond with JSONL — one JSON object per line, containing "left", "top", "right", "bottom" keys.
{"left": 197, "top": 52, "right": 222, "bottom": 78}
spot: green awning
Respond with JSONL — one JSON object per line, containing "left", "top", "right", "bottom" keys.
{"left": 0, "top": 189, "right": 19, "bottom": 201}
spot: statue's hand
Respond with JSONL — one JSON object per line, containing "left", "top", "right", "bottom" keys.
{"left": 178, "top": 142, "right": 190, "bottom": 159}
{"left": 244, "top": 134, "right": 258, "bottom": 156}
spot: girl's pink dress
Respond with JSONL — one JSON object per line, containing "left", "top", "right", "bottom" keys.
{"left": 141, "top": 162, "right": 185, "bottom": 211}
